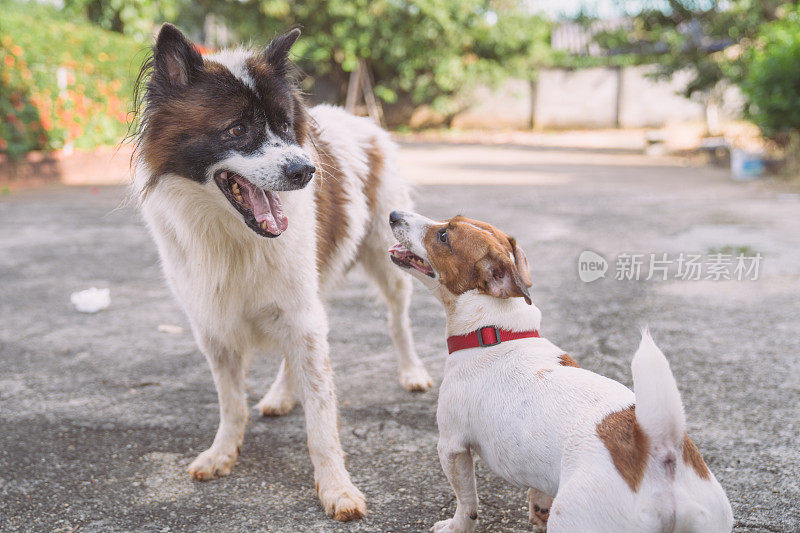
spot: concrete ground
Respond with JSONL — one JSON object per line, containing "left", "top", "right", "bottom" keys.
{"left": 1, "top": 142, "right": 798, "bottom": 532}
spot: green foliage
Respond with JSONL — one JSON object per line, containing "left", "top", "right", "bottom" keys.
{"left": 61, "top": 0, "right": 180, "bottom": 41}
{"left": 740, "top": 5, "right": 800, "bottom": 141}
{"left": 1, "top": 0, "right": 552, "bottom": 156}
{"left": 590, "top": 0, "right": 788, "bottom": 97}
{"left": 0, "top": 0, "right": 143, "bottom": 157}
{"left": 174, "top": 0, "right": 551, "bottom": 120}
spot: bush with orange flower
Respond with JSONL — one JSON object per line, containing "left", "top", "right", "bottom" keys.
{"left": 0, "top": 2, "right": 143, "bottom": 158}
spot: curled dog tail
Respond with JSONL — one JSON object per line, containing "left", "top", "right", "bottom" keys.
{"left": 631, "top": 329, "right": 685, "bottom": 450}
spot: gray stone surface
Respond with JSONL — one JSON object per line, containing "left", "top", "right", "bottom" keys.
{"left": 1, "top": 143, "right": 799, "bottom": 532}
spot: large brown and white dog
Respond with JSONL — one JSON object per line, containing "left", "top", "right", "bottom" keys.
{"left": 131, "top": 24, "right": 432, "bottom": 520}
{"left": 388, "top": 211, "right": 733, "bottom": 532}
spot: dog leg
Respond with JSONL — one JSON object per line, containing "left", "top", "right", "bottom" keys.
{"left": 431, "top": 442, "right": 478, "bottom": 533}
{"left": 527, "top": 488, "right": 554, "bottom": 532}
{"left": 188, "top": 334, "right": 250, "bottom": 481}
{"left": 274, "top": 306, "right": 366, "bottom": 521}
{"left": 255, "top": 358, "right": 297, "bottom": 416}
{"left": 360, "top": 233, "right": 432, "bottom": 391}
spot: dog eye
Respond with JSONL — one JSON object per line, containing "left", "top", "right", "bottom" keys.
{"left": 228, "top": 124, "right": 246, "bottom": 137}
{"left": 438, "top": 230, "right": 448, "bottom": 244}
{"left": 281, "top": 121, "right": 290, "bottom": 133}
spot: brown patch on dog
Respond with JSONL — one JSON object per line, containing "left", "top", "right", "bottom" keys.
{"left": 422, "top": 216, "right": 532, "bottom": 303}
{"left": 313, "top": 132, "right": 349, "bottom": 273}
{"left": 244, "top": 56, "right": 273, "bottom": 81}
{"left": 332, "top": 505, "right": 365, "bottom": 522}
{"left": 139, "top": 59, "right": 252, "bottom": 191}
{"left": 244, "top": 56, "right": 309, "bottom": 146}
{"left": 683, "top": 434, "right": 711, "bottom": 479}
{"left": 361, "top": 138, "right": 383, "bottom": 216}
{"left": 596, "top": 405, "right": 650, "bottom": 492}
{"left": 558, "top": 353, "right": 580, "bottom": 367}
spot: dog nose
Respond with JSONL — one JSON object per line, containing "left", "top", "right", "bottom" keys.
{"left": 389, "top": 211, "right": 403, "bottom": 226}
{"left": 284, "top": 162, "right": 315, "bottom": 187}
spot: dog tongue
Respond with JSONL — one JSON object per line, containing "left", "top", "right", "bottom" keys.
{"left": 242, "top": 181, "right": 289, "bottom": 234}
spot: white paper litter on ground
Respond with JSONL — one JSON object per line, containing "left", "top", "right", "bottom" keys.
{"left": 157, "top": 324, "right": 184, "bottom": 335}
{"left": 70, "top": 287, "right": 110, "bottom": 313}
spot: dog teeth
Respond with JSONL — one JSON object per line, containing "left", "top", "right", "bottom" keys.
{"left": 235, "top": 194, "right": 243, "bottom": 202}
{"left": 261, "top": 221, "right": 268, "bottom": 230}
{"left": 232, "top": 183, "right": 240, "bottom": 194}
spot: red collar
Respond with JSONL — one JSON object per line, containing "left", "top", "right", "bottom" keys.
{"left": 446, "top": 326, "right": 540, "bottom": 354}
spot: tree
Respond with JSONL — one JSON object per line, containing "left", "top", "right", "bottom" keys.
{"left": 740, "top": 4, "right": 800, "bottom": 143}
{"left": 592, "top": 0, "right": 787, "bottom": 98}
{"left": 61, "top": 0, "right": 181, "bottom": 40}
{"left": 172, "top": 0, "right": 551, "bottom": 126}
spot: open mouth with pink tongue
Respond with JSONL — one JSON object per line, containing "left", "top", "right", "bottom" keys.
{"left": 214, "top": 170, "right": 288, "bottom": 237}
{"left": 388, "top": 243, "right": 435, "bottom": 277}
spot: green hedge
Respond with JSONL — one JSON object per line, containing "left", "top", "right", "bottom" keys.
{"left": 0, "top": 1, "right": 144, "bottom": 158}
{"left": 740, "top": 5, "right": 800, "bottom": 143}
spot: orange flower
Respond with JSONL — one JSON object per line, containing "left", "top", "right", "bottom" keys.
{"left": 0, "top": 138, "right": 8, "bottom": 150}
{"left": 0, "top": 35, "right": 11, "bottom": 48}
{"left": 11, "top": 45, "right": 22, "bottom": 57}
{"left": 3, "top": 55, "right": 14, "bottom": 67}
{"left": 97, "top": 52, "right": 108, "bottom": 62}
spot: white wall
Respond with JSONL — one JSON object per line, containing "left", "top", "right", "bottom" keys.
{"left": 450, "top": 79, "right": 533, "bottom": 129}
{"left": 452, "top": 66, "right": 742, "bottom": 130}
{"left": 618, "top": 66, "right": 705, "bottom": 128}
{"left": 534, "top": 67, "right": 619, "bottom": 128}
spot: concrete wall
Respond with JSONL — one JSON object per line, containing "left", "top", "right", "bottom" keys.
{"left": 452, "top": 66, "right": 741, "bottom": 130}
{"left": 534, "top": 67, "right": 620, "bottom": 128}
{"left": 450, "top": 79, "right": 532, "bottom": 129}
{"left": 618, "top": 67, "right": 705, "bottom": 128}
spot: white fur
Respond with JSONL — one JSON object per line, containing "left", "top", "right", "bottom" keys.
{"left": 390, "top": 214, "right": 733, "bottom": 533}
{"left": 632, "top": 330, "right": 686, "bottom": 452}
{"left": 134, "top": 103, "right": 431, "bottom": 519}
{"left": 207, "top": 143, "right": 309, "bottom": 190}
{"left": 206, "top": 48, "right": 256, "bottom": 90}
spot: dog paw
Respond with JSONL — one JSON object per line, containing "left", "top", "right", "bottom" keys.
{"left": 187, "top": 446, "right": 238, "bottom": 481}
{"left": 399, "top": 365, "right": 432, "bottom": 392}
{"left": 255, "top": 391, "right": 296, "bottom": 417}
{"left": 529, "top": 504, "right": 549, "bottom": 531}
{"left": 431, "top": 517, "right": 476, "bottom": 532}
{"left": 527, "top": 488, "right": 552, "bottom": 531}
{"left": 317, "top": 480, "right": 366, "bottom": 521}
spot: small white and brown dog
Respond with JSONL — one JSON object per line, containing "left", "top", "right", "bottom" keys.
{"left": 388, "top": 211, "right": 733, "bottom": 532}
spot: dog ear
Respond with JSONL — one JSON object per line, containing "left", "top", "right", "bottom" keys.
{"left": 508, "top": 237, "right": 533, "bottom": 292}
{"left": 473, "top": 249, "right": 532, "bottom": 305}
{"left": 266, "top": 28, "right": 301, "bottom": 75}
{"left": 153, "top": 23, "right": 203, "bottom": 88}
